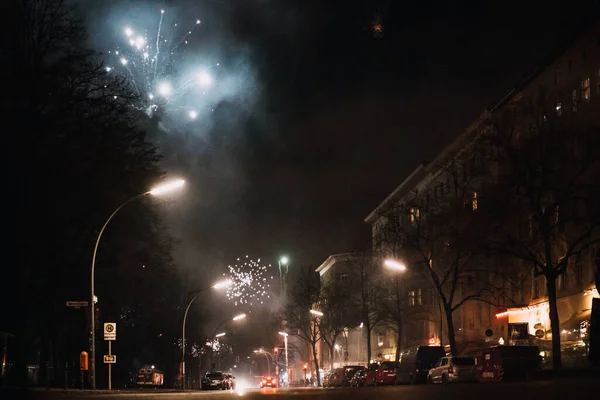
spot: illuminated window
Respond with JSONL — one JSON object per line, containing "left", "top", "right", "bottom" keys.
{"left": 572, "top": 89, "right": 578, "bottom": 112}
{"left": 582, "top": 78, "right": 591, "bottom": 102}
{"left": 472, "top": 192, "right": 478, "bottom": 210}
{"left": 556, "top": 101, "right": 562, "bottom": 116}
{"left": 408, "top": 291, "right": 415, "bottom": 306}
{"left": 417, "top": 288, "right": 422, "bottom": 306}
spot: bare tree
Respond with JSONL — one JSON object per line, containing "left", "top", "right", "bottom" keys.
{"left": 484, "top": 103, "right": 600, "bottom": 369}
{"left": 284, "top": 265, "right": 322, "bottom": 386}
{"left": 350, "top": 253, "right": 385, "bottom": 364}
{"left": 376, "top": 154, "right": 497, "bottom": 356}
{"left": 319, "top": 279, "right": 358, "bottom": 369}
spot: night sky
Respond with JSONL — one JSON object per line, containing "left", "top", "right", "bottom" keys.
{"left": 82, "top": 0, "right": 599, "bottom": 279}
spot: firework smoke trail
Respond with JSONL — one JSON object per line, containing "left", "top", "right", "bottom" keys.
{"left": 154, "top": 9, "right": 164, "bottom": 81}
{"left": 105, "top": 8, "right": 217, "bottom": 121}
{"left": 224, "top": 256, "right": 275, "bottom": 307}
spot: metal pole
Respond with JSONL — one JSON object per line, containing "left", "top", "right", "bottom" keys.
{"left": 284, "top": 336, "right": 288, "bottom": 387}
{"left": 108, "top": 341, "right": 112, "bottom": 390}
{"left": 90, "top": 193, "right": 147, "bottom": 390}
{"left": 182, "top": 290, "right": 211, "bottom": 390}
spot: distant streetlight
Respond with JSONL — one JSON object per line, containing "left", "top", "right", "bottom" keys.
{"left": 309, "top": 309, "right": 324, "bottom": 317}
{"left": 253, "top": 348, "right": 274, "bottom": 376}
{"left": 384, "top": 259, "right": 407, "bottom": 272}
{"left": 181, "top": 279, "right": 230, "bottom": 389}
{"left": 215, "top": 332, "right": 226, "bottom": 338}
{"left": 280, "top": 256, "right": 289, "bottom": 266}
{"left": 90, "top": 179, "right": 185, "bottom": 389}
{"left": 210, "top": 314, "right": 248, "bottom": 367}
{"left": 278, "top": 332, "right": 289, "bottom": 387}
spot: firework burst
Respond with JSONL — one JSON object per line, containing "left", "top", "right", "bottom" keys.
{"left": 224, "top": 255, "right": 275, "bottom": 307}
{"left": 105, "top": 8, "right": 218, "bottom": 120}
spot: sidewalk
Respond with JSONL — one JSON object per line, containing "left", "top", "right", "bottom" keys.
{"left": 530, "top": 366, "right": 600, "bottom": 381}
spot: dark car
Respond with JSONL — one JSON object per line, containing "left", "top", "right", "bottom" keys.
{"left": 396, "top": 346, "right": 446, "bottom": 384}
{"left": 365, "top": 361, "right": 399, "bottom": 386}
{"left": 202, "top": 371, "right": 227, "bottom": 390}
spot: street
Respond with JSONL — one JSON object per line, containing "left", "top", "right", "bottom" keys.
{"left": 5, "top": 378, "right": 599, "bottom": 400}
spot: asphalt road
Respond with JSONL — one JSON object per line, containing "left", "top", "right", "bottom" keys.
{"left": 5, "top": 378, "right": 600, "bottom": 400}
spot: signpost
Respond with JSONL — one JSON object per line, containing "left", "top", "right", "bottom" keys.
{"left": 104, "top": 323, "right": 116, "bottom": 390}
{"left": 66, "top": 301, "right": 89, "bottom": 308}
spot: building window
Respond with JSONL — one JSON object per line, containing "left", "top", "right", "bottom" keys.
{"left": 340, "top": 273, "right": 348, "bottom": 282}
{"left": 410, "top": 208, "right": 419, "bottom": 223}
{"left": 556, "top": 101, "right": 562, "bottom": 116}
{"left": 417, "top": 288, "right": 422, "bottom": 306}
{"left": 582, "top": 78, "right": 591, "bottom": 103}
{"left": 472, "top": 192, "right": 478, "bottom": 210}
{"left": 408, "top": 291, "right": 415, "bottom": 306}
{"left": 572, "top": 89, "right": 578, "bottom": 112}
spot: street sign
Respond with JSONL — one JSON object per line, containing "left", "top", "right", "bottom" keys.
{"left": 104, "top": 323, "right": 117, "bottom": 341}
{"left": 103, "top": 355, "right": 116, "bottom": 364}
{"left": 66, "top": 301, "right": 89, "bottom": 308}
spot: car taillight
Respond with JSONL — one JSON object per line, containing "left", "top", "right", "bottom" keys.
{"left": 262, "top": 379, "right": 266, "bottom": 384}
{"left": 448, "top": 365, "right": 454, "bottom": 375}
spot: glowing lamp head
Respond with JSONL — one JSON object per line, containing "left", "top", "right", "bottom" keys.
{"left": 278, "top": 331, "right": 288, "bottom": 337}
{"left": 280, "top": 256, "right": 289, "bottom": 265}
{"left": 198, "top": 71, "right": 213, "bottom": 87}
{"left": 157, "top": 81, "right": 172, "bottom": 97}
{"left": 309, "top": 309, "right": 324, "bottom": 317}
{"left": 232, "top": 313, "right": 246, "bottom": 321}
{"left": 384, "top": 259, "right": 406, "bottom": 271}
{"left": 149, "top": 179, "right": 185, "bottom": 196}
{"left": 212, "top": 280, "right": 231, "bottom": 290}
{"left": 215, "top": 332, "right": 226, "bottom": 338}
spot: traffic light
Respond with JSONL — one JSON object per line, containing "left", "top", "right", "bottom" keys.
{"left": 274, "top": 347, "right": 278, "bottom": 355}
{"left": 303, "top": 363, "right": 308, "bottom": 372}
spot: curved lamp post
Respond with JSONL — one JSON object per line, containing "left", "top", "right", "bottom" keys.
{"left": 181, "top": 279, "right": 231, "bottom": 389}
{"left": 210, "top": 313, "right": 246, "bottom": 368}
{"left": 89, "top": 179, "right": 184, "bottom": 389}
{"left": 253, "top": 348, "right": 274, "bottom": 376}
{"left": 278, "top": 332, "right": 289, "bottom": 387}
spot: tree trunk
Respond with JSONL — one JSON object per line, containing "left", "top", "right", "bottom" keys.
{"left": 366, "top": 327, "right": 372, "bottom": 365}
{"left": 311, "top": 343, "right": 321, "bottom": 387}
{"left": 395, "top": 317, "right": 402, "bottom": 362}
{"left": 444, "top": 306, "right": 457, "bottom": 355}
{"left": 546, "top": 275, "right": 562, "bottom": 369}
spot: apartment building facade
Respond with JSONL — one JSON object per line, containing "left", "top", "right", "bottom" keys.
{"left": 365, "top": 21, "right": 600, "bottom": 361}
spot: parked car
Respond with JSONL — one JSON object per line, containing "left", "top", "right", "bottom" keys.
{"left": 259, "top": 376, "right": 276, "bottom": 388}
{"left": 365, "top": 361, "right": 399, "bottom": 386}
{"left": 330, "top": 365, "right": 364, "bottom": 387}
{"left": 202, "top": 371, "right": 227, "bottom": 390}
{"left": 350, "top": 369, "right": 367, "bottom": 387}
{"left": 396, "top": 346, "right": 446, "bottom": 384}
{"left": 427, "top": 356, "right": 478, "bottom": 384}
{"left": 322, "top": 373, "right": 334, "bottom": 388}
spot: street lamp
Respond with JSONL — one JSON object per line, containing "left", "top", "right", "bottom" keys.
{"left": 89, "top": 179, "right": 185, "bottom": 389}
{"left": 384, "top": 259, "right": 407, "bottom": 271}
{"left": 254, "top": 348, "right": 274, "bottom": 376}
{"left": 215, "top": 332, "right": 226, "bottom": 338}
{"left": 181, "top": 279, "right": 230, "bottom": 389}
{"left": 309, "top": 309, "right": 324, "bottom": 317}
{"left": 210, "top": 313, "right": 247, "bottom": 367}
{"left": 278, "top": 332, "right": 289, "bottom": 387}
{"left": 278, "top": 256, "right": 290, "bottom": 300}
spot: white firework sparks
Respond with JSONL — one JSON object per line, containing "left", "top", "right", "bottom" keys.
{"left": 224, "top": 255, "right": 275, "bottom": 307}
{"left": 105, "top": 8, "right": 218, "bottom": 120}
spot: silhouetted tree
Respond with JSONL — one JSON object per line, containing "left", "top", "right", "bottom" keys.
{"left": 484, "top": 104, "right": 600, "bottom": 369}
{"left": 284, "top": 265, "right": 322, "bottom": 386}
